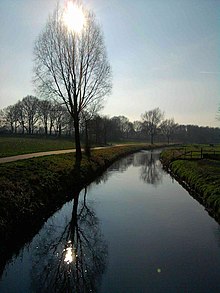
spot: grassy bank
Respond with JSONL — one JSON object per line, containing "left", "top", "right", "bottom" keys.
{"left": 0, "top": 136, "right": 76, "bottom": 158}
{"left": 160, "top": 146, "right": 220, "bottom": 221}
{"left": 0, "top": 144, "right": 163, "bottom": 241}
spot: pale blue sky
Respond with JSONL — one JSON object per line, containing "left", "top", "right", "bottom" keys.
{"left": 0, "top": 0, "right": 219, "bottom": 126}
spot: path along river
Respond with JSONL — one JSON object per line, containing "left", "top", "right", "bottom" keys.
{"left": 0, "top": 150, "right": 220, "bottom": 292}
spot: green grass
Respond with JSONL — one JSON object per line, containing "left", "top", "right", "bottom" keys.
{"left": 0, "top": 136, "right": 75, "bottom": 157}
{"left": 160, "top": 144, "right": 220, "bottom": 162}
{"left": 160, "top": 145, "right": 220, "bottom": 221}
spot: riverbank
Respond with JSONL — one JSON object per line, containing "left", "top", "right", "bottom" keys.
{"left": 0, "top": 144, "right": 165, "bottom": 242}
{"left": 160, "top": 148, "right": 220, "bottom": 222}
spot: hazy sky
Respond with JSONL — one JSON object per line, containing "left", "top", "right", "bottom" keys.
{"left": 0, "top": 0, "right": 219, "bottom": 127}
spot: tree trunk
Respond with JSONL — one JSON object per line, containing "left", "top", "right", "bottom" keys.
{"left": 28, "top": 120, "right": 31, "bottom": 134}
{"left": 74, "top": 114, "right": 82, "bottom": 162}
{"left": 84, "top": 120, "right": 91, "bottom": 158}
{"left": 151, "top": 133, "right": 154, "bottom": 144}
{"left": 58, "top": 124, "right": 62, "bottom": 137}
{"left": 22, "top": 121, "right": 25, "bottom": 134}
{"left": 44, "top": 119, "right": 48, "bottom": 135}
{"left": 49, "top": 121, "right": 53, "bottom": 135}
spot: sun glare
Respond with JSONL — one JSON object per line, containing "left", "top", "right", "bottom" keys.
{"left": 63, "top": 1, "right": 85, "bottom": 33}
{"left": 64, "top": 245, "right": 75, "bottom": 264}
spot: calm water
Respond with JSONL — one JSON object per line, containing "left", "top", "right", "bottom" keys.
{"left": 1, "top": 150, "right": 220, "bottom": 292}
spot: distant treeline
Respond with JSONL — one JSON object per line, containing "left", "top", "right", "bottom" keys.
{"left": 0, "top": 96, "right": 219, "bottom": 144}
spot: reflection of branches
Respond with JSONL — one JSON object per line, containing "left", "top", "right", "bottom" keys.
{"left": 140, "top": 151, "right": 163, "bottom": 187}
{"left": 109, "top": 156, "right": 134, "bottom": 173}
{"left": 96, "top": 151, "right": 164, "bottom": 188}
{"left": 30, "top": 188, "right": 107, "bottom": 293}
{"left": 94, "top": 156, "right": 135, "bottom": 185}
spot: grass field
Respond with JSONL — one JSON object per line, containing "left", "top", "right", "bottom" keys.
{"left": 0, "top": 136, "right": 75, "bottom": 158}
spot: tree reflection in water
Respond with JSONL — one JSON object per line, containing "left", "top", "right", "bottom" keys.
{"left": 30, "top": 188, "right": 108, "bottom": 293}
{"left": 139, "top": 151, "right": 163, "bottom": 186}
{"left": 96, "top": 151, "right": 163, "bottom": 188}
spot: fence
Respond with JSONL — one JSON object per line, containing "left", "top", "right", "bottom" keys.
{"left": 172, "top": 148, "right": 220, "bottom": 161}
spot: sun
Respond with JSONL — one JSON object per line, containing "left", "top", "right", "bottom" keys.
{"left": 63, "top": 1, "right": 85, "bottom": 33}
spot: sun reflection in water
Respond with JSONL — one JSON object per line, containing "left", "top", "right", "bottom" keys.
{"left": 63, "top": 241, "right": 75, "bottom": 264}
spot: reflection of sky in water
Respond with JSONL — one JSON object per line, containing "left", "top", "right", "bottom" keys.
{"left": 1, "top": 151, "right": 220, "bottom": 293}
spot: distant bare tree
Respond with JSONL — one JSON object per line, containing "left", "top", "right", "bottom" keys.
{"left": 15, "top": 101, "right": 26, "bottom": 134}
{"left": 0, "top": 110, "right": 6, "bottom": 132}
{"left": 22, "top": 95, "right": 39, "bottom": 134}
{"left": 38, "top": 100, "right": 52, "bottom": 135}
{"left": 4, "top": 105, "right": 18, "bottom": 133}
{"left": 141, "top": 108, "right": 164, "bottom": 144}
{"left": 34, "top": 2, "right": 112, "bottom": 161}
{"left": 80, "top": 102, "right": 102, "bottom": 157}
{"left": 133, "top": 120, "right": 143, "bottom": 139}
{"left": 102, "top": 116, "right": 112, "bottom": 145}
{"left": 160, "top": 118, "right": 178, "bottom": 144}
{"left": 118, "top": 116, "right": 133, "bottom": 139}
{"left": 53, "top": 103, "right": 69, "bottom": 137}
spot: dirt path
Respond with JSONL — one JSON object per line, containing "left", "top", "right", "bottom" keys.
{"left": 0, "top": 149, "right": 76, "bottom": 164}
{"left": 0, "top": 145, "right": 123, "bottom": 164}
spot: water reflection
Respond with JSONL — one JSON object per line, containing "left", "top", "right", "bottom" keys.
{"left": 30, "top": 188, "right": 107, "bottom": 293}
{"left": 1, "top": 150, "right": 220, "bottom": 293}
{"left": 139, "top": 151, "right": 163, "bottom": 186}
{"left": 102, "top": 150, "right": 164, "bottom": 187}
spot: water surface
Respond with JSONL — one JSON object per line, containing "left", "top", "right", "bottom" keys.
{"left": 1, "top": 150, "right": 220, "bottom": 292}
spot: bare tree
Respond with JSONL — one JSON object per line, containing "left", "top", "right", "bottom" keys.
{"left": 141, "top": 108, "right": 164, "bottom": 144}
{"left": 160, "top": 118, "right": 178, "bottom": 144}
{"left": 34, "top": 2, "right": 112, "bottom": 161}
{"left": 4, "top": 105, "right": 18, "bottom": 133}
{"left": 117, "top": 116, "right": 133, "bottom": 139}
{"left": 15, "top": 101, "right": 26, "bottom": 134}
{"left": 22, "top": 95, "right": 39, "bottom": 134}
{"left": 102, "top": 116, "right": 112, "bottom": 145}
{"left": 0, "top": 110, "right": 6, "bottom": 132}
{"left": 38, "top": 100, "right": 52, "bottom": 135}
{"left": 53, "top": 102, "right": 69, "bottom": 137}
{"left": 133, "top": 120, "right": 144, "bottom": 139}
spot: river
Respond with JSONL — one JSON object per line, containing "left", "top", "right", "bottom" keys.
{"left": 0, "top": 150, "right": 220, "bottom": 292}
